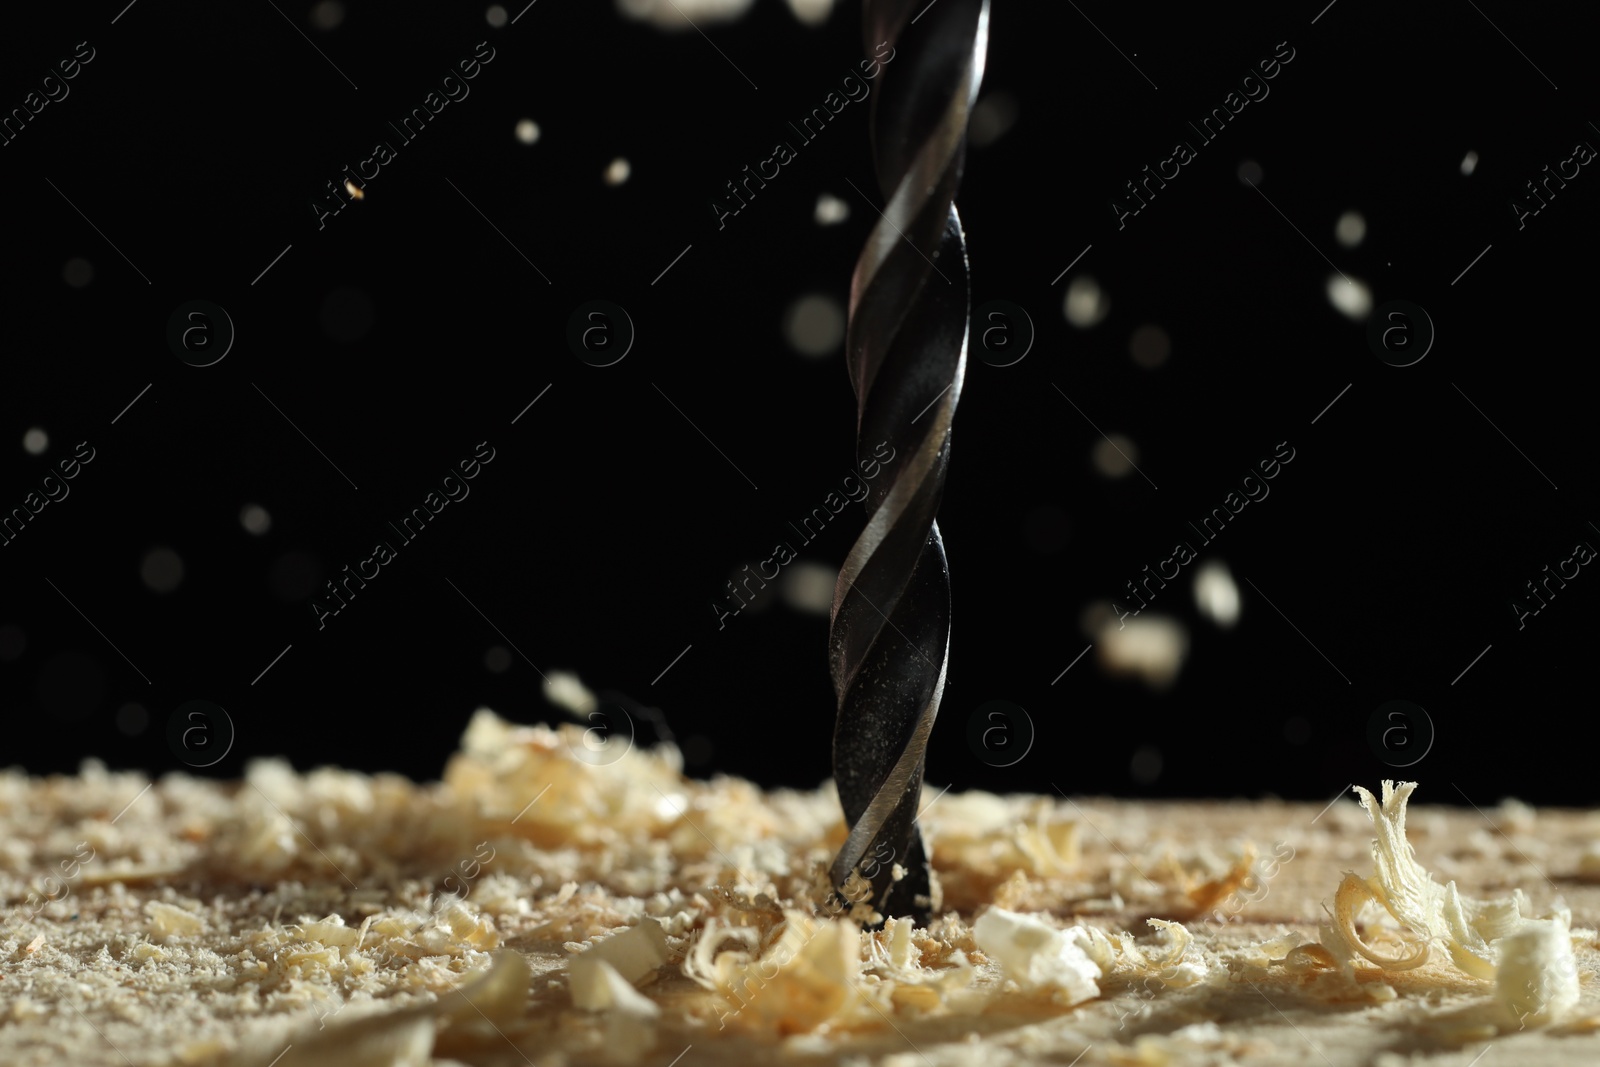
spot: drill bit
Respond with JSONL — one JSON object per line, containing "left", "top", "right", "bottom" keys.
{"left": 828, "top": 0, "right": 989, "bottom": 925}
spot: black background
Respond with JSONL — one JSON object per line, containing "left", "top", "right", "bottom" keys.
{"left": 2, "top": 0, "right": 1596, "bottom": 808}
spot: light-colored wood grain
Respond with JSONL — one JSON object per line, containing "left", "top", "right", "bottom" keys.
{"left": 2, "top": 713, "right": 1597, "bottom": 1067}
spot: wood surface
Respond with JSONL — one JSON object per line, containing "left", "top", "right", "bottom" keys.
{"left": 2, "top": 715, "right": 1596, "bottom": 1067}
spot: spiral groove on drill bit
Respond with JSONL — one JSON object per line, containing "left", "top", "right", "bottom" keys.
{"left": 828, "top": 0, "right": 989, "bottom": 924}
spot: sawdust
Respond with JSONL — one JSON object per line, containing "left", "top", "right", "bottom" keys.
{"left": 3, "top": 710, "right": 1599, "bottom": 1066}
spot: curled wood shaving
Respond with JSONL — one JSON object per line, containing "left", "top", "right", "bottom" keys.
{"left": 1142, "top": 919, "right": 1193, "bottom": 970}
{"left": 1321, "top": 782, "right": 1508, "bottom": 975}
{"left": 1281, "top": 943, "right": 1338, "bottom": 973}
{"left": 1329, "top": 872, "right": 1430, "bottom": 971}
{"left": 1013, "top": 812, "right": 1081, "bottom": 875}
{"left": 1319, "top": 781, "right": 1582, "bottom": 1026}
{"left": 688, "top": 909, "right": 862, "bottom": 1033}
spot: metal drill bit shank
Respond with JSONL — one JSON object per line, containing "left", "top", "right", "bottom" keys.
{"left": 828, "top": 0, "right": 988, "bottom": 924}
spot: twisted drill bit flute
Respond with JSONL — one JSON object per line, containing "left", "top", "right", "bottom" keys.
{"left": 828, "top": 0, "right": 989, "bottom": 925}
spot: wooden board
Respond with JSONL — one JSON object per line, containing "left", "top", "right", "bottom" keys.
{"left": 2, "top": 712, "right": 1597, "bottom": 1067}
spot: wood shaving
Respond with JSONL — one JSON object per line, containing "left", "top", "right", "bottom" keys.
{"left": 972, "top": 907, "right": 1102, "bottom": 1002}
{"left": 1175, "top": 842, "right": 1256, "bottom": 916}
{"left": 568, "top": 918, "right": 669, "bottom": 1006}
{"left": 1319, "top": 780, "right": 1588, "bottom": 1030}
